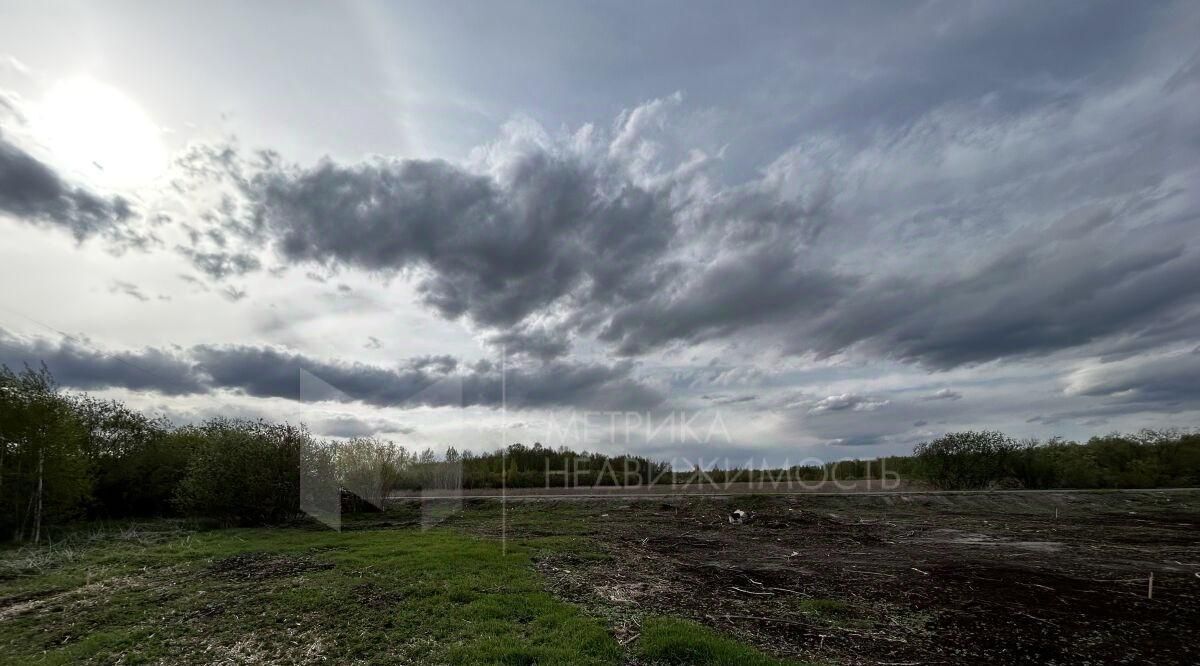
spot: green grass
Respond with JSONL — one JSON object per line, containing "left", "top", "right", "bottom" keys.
{"left": 0, "top": 517, "right": 798, "bottom": 665}
{"left": 0, "top": 525, "right": 618, "bottom": 664}
{"left": 638, "top": 616, "right": 801, "bottom": 665}
{"left": 797, "top": 598, "right": 850, "bottom": 618}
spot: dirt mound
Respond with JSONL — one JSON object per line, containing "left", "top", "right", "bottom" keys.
{"left": 207, "top": 552, "right": 334, "bottom": 581}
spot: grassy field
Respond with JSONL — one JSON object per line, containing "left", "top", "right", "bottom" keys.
{"left": 4, "top": 491, "right": 1199, "bottom": 664}
{"left": 0, "top": 513, "right": 795, "bottom": 665}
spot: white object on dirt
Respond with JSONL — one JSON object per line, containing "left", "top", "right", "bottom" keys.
{"left": 728, "top": 509, "right": 749, "bottom": 524}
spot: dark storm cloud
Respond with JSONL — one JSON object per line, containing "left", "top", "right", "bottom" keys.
{"left": 241, "top": 157, "right": 1192, "bottom": 373}
{"left": 409, "top": 354, "right": 458, "bottom": 374}
{"left": 191, "top": 344, "right": 660, "bottom": 411}
{"left": 796, "top": 210, "right": 1200, "bottom": 368}
{"left": 187, "top": 344, "right": 390, "bottom": 403}
{"left": 598, "top": 246, "right": 848, "bottom": 356}
{"left": 310, "top": 415, "right": 414, "bottom": 438}
{"left": 492, "top": 359, "right": 662, "bottom": 411}
{"left": 485, "top": 324, "right": 571, "bottom": 361}
{"left": 205, "top": 48, "right": 1199, "bottom": 373}
{"left": 208, "top": 129, "right": 836, "bottom": 358}
{"left": 0, "top": 134, "right": 132, "bottom": 239}
{"left": 241, "top": 153, "right": 676, "bottom": 330}
{"left": 0, "top": 328, "right": 659, "bottom": 411}
{"left": 0, "top": 328, "right": 203, "bottom": 395}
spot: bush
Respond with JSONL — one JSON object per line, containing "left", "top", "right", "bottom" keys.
{"left": 914, "top": 429, "right": 1200, "bottom": 490}
{"left": 174, "top": 419, "right": 311, "bottom": 525}
{"left": 72, "top": 395, "right": 186, "bottom": 518}
{"left": 336, "top": 437, "right": 408, "bottom": 509}
{"left": 914, "top": 430, "right": 1019, "bottom": 490}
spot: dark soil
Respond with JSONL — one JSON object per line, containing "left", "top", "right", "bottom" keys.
{"left": 500, "top": 491, "right": 1200, "bottom": 665}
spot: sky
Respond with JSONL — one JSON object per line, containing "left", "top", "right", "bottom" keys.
{"left": 1, "top": 1, "right": 1198, "bottom": 465}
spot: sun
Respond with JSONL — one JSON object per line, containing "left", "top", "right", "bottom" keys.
{"left": 33, "top": 77, "right": 167, "bottom": 190}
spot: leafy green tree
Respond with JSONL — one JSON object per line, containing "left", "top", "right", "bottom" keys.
{"left": 914, "top": 430, "right": 1019, "bottom": 489}
{"left": 0, "top": 365, "right": 91, "bottom": 542}
{"left": 174, "top": 419, "right": 309, "bottom": 525}
{"left": 71, "top": 395, "right": 183, "bottom": 517}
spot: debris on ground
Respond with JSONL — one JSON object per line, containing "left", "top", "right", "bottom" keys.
{"left": 508, "top": 492, "right": 1200, "bottom": 665}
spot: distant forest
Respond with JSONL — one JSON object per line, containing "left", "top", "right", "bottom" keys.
{"left": 3, "top": 364, "right": 1198, "bottom": 542}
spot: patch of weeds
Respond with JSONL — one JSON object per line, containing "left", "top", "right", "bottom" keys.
{"left": 527, "top": 535, "right": 612, "bottom": 562}
{"left": 206, "top": 552, "right": 335, "bottom": 580}
{"left": 0, "top": 544, "right": 86, "bottom": 579}
{"left": 723, "top": 494, "right": 777, "bottom": 512}
{"left": 638, "top": 616, "right": 804, "bottom": 665}
{"left": 797, "top": 598, "right": 850, "bottom": 618}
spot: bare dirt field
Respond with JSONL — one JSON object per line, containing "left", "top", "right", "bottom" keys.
{"left": 420, "top": 489, "right": 1200, "bottom": 664}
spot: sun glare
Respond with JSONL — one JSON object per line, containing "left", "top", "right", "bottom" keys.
{"left": 33, "top": 77, "right": 167, "bottom": 190}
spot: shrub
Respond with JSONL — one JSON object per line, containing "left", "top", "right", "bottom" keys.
{"left": 72, "top": 395, "right": 186, "bottom": 518}
{"left": 914, "top": 430, "right": 1019, "bottom": 489}
{"left": 336, "top": 437, "right": 408, "bottom": 509}
{"left": 174, "top": 419, "right": 311, "bottom": 525}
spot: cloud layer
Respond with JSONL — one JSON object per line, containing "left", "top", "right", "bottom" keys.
{"left": 0, "top": 328, "right": 661, "bottom": 412}
{"left": 2, "top": 2, "right": 1199, "bottom": 452}
{"left": 184, "top": 64, "right": 1200, "bottom": 374}
{"left": 0, "top": 134, "right": 132, "bottom": 239}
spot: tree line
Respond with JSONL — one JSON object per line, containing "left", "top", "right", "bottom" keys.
{"left": 910, "top": 429, "right": 1200, "bottom": 490}
{"left": 0, "top": 365, "right": 668, "bottom": 540}
{"left": 3, "top": 364, "right": 1197, "bottom": 541}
